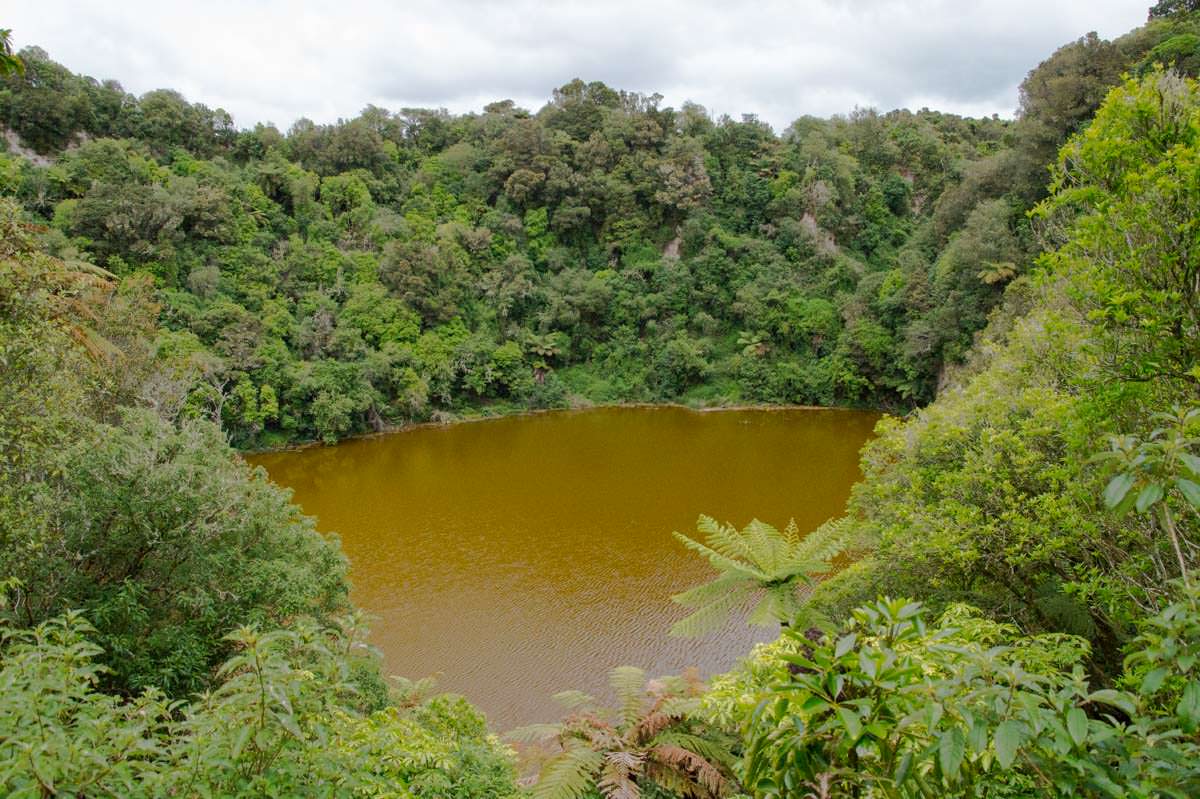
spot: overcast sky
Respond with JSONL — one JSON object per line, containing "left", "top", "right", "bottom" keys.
{"left": 9, "top": 1, "right": 1151, "bottom": 133}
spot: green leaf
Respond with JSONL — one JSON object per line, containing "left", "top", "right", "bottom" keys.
{"left": 278, "top": 713, "right": 303, "bottom": 739}
{"left": 1178, "top": 681, "right": 1200, "bottom": 731}
{"left": 834, "top": 633, "right": 857, "bottom": 658}
{"left": 1177, "top": 478, "right": 1200, "bottom": 509}
{"left": 231, "top": 724, "right": 253, "bottom": 759}
{"left": 1087, "top": 689, "right": 1137, "bottom": 716}
{"left": 893, "top": 752, "right": 913, "bottom": 785}
{"left": 1140, "top": 666, "right": 1169, "bottom": 695}
{"left": 799, "top": 694, "right": 830, "bottom": 715}
{"left": 1135, "top": 482, "right": 1164, "bottom": 513}
{"left": 1104, "top": 473, "right": 1135, "bottom": 509}
{"left": 939, "top": 728, "right": 965, "bottom": 780}
{"left": 994, "top": 721, "right": 1022, "bottom": 768}
{"left": 836, "top": 706, "right": 862, "bottom": 741}
{"left": 1179, "top": 452, "right": 1200, "bottom": 478}
{"left": 1066, "top": 707, "right": 1088, "bottom": 748}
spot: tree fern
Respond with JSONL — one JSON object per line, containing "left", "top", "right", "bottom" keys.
{"left": 517, "top": 666, "right": 737, "bottom": 799}
{"left": 597, "top": 750, "right": 643, "bottom": 799}
{"left": 695, "top": 515, "right": 755, "bottom": 563}
{"left": 670, "top": 514, "right": 849, "bottom": 635}
{"left": 668, "top": 586, "right": 754, "bottom": 637}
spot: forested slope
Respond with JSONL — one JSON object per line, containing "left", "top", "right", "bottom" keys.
{"left": 3, "top": 12, "right": 1195, "bottom": 446}
{"left": 700, "top": 64, "right": 1200, "bottom": 797}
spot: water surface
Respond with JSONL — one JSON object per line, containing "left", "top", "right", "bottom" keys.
{"left": 250, "top": 406, "right": 877, "bottom": 729}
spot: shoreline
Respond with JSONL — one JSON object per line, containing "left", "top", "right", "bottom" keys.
{"left": 241, "top": 400, "right": 886, "bottom": 455}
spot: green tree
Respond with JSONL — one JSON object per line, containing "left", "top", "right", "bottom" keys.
{"left": 0, "top": 29, "right": 23, "bottom": 77}
{"left": 1038, "top": 69, "right": 1200, "bottom": 386}
{"left": 1150, "top": 0, "right": 1200, "bottom": 18}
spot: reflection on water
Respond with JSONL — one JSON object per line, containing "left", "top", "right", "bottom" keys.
{"left": 249, "top": 406, "right": 878, "bottom": 729}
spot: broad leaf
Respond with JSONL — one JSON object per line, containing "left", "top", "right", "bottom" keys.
{"left": 994, "top": 720, "right": 1023, "bottom": 768}
{"left": 1103, "top": 473, "right": 1135, "bottom": 509}
{"left": 1135, "top": 482, "right": 1163, "bottom": 513}
{"left": 836, "top": 706, "right": 862, "bottom": 741}
{"left": 1066, "top": 707, "right": 1088, "bottom": 747}
{"left": 938, "top": 728, "right": 965, "bottom": 780}
{"left": 1177, "top": 478, "right": 1200, "bottom": 509}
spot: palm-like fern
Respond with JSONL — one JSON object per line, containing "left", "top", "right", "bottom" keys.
{"left": 669, "top": 515, "right": 849, "bottom": 636}
{"left": 510, "top": 666, "right": 736, "bottom": 799}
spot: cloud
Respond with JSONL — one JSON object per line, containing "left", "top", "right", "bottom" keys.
{"left": 7, "top": 0, "right": 1150, "bottom": 131}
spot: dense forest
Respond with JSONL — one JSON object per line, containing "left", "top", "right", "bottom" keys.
{"left": 4, "top": 13, "right": 1191, "bottom": 447}
{"left": 2, "top": 3, "right": 1200, "bottom": 797}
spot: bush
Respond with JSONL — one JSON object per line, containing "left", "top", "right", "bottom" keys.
{"left": 6, "top": 409, "right": 349, "bottom": 695}
{"left": 0, "top": 607, "right": 520, "bottom": 798}
{"left": 723, "top": 594, "right": 1200, "bottom": 798}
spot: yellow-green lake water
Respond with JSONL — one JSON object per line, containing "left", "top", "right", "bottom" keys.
{"left": 249, "top": 406, "right": 878, "bottom": 729}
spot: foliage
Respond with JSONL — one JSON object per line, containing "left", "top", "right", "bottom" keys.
{"left": 0, "top": 606, "right": 519, "bottom": 798}
{"left": 733, "top": 595, "right": 1200, "bottom": 798}
{"left": 19, "top": 408, "right": 349, "bottom": 695}
{"left": 1096, "top": 406, "right": 1200, "bottom": 592}
{"left": 0, "top": 192, "right": 517, "bottom": 796}
{"left": 1038, "top": 70, "right": 1200, "bottom": 388}
{"left": 4, "top": 14, "right": 1200, "bottom": 799}
{"left": 804, "top": 71, "right": 1200, "bottom": 678}
{"left": 11, "top": 27, "right": 1186, "bottom": 444}
{"left": 1150, "top": 1, "right": 1200, "bottom": 19}
{"left": 734, "top": 595, "right": 1200, "bottom": 791}
{"left": 512, "top": 666, "right": 738, "bottom": 799}
{"left": 670, "top": 516, "right": 848, "bottom": 636}
{"left": 0, "top": 30, "right": 21, "bottom": 78}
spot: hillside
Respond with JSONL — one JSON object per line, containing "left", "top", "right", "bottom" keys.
{"left": 1, "top": 7, "right": 1200, "bottom": 798}
{"left": 2, "top": 15, "right": 1192, "bottom": 447}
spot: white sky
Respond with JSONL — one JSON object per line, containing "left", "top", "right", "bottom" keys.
{"left": 8, "top": 1, "right": 1152, "bottom": 132}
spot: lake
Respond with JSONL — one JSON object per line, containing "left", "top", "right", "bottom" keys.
{"left": 249, "top": 406, "right": 878, "bottom": 729}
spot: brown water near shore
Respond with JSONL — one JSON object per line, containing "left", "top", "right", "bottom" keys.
{"left": 249, "top": 405, "right": 878, "bottom": 729}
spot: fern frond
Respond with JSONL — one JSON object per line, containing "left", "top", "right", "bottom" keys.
{"left": 669, "top": 572, "right": 747, "bottom": 609}
{"left": 598, "top": 766, "right": 641, "bottom": 799}
{"left": 782, "top": 518, "right": 801, "bottom": 545}
{"left": 672, "top": 532, "right": 767, "bottom": 582}
{"left": 533, "top": 745, "right": 605, "bottom": 799}
{"left": 696, "top": 515, "right": 756, "bottom": 563}
{"left": 608, "top": 666, "right": 646, "bottom": 726}
{"left": 648, "top": 743, "right": 729, "bottom": 797}
{"left": 746, "top": 589, "right": 787, "bottom": 627}
{"left": 668, "top": 586, "right": 754, "bottom": 637}
{"left": 791, "top": 516, "right": 851, "bottom": 565}
{"left": 506, "top": 723, "right": 564, "bottom": 743}
{"left": 657, "top": 695, "right": 701, "bottom": 719}
{"left": 605, "top": 750, "right": 644, "bottom": 770}
{"left": 653, "top": 731, "right": 736, "bottom": 768}
{"left": 553, "top": 690, "right": 596, "bottom": 710}
{"left": 633, "top": 709, "right": 673, "bottom": 742}
{"left": 742, "top": 518, "right": 785, "bottom": 573}
{"left": 598, "top": 750, "right": 645, "bottom": 799}
{"left": 69, "top": 259, "right": 117, "bottom": 280}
